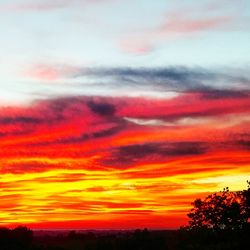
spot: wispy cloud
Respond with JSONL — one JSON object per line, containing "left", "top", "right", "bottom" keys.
{"left": 16, "top": 65, "right": 250, "bottom": 105}
{"left": 119, "top": 15, "right": 232, "bottom": 54}
{"left": 24, "top": 64, "right": 250, "bottom": 89}
{"left": 24, "top": 64, "right": 80, "bottom": 81}
{"left": 73, "top": 66, "right": 250, "bottom": 92}
{"left": 118, "top": 1, "right": 244, "bottom": 54}
{"left": 0, "top": 0, "right": 249, "bottom": 229}
{"left": 1, "top": 92, "right": 250, "bottom": 171}
{"left": 0, "top": 0, "right": 117, "bottom": 12}
{"left": 0, "top": 0, "right": 73, "bottom": 12}
{"left": 0, "top": 91, "right": 250, "bottom": 228}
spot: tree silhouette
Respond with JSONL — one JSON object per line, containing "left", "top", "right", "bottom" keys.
{"left": 0, "top": 226, "right": 33, "bottom": 250}
{"left": 240, "top": 180, "right": 250, "bottom": 223}
{"left": 187, "top": 182, "right": 249, "bottom": 230}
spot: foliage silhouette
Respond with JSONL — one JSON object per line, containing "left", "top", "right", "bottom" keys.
{"left": 187, "top": 181, "right": 250, "bottom": 231}
{"left": 0, "top": 226, "right": 33, "bottom": 250}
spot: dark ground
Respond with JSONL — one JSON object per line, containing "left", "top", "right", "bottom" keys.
{"left": 1, "top": 225, "right": 250, "bottom": 250}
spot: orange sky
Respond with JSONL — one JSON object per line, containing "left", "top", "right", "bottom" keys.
{"left": 0, "top": 0, "right": 250, "bottom": 231}
{"left": 0, "top": 92, "right": 250, "bottom": 229}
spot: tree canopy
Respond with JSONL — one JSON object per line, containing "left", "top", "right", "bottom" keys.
{"left": 187, "top": 181, "right": 250, "bottom": 230}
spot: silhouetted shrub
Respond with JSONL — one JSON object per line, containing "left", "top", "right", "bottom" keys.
{"left": 187, "top": 182, "right": 250, "bottom": 230}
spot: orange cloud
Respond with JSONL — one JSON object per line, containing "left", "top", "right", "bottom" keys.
{"left": 0, "top": 93, "right": 249, "bottom": 229}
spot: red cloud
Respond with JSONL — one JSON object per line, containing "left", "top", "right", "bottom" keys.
{"left": 0, "top": 93, "right": 250, "bottom": 173}
{"left": 0, "top": 94, "right": 249, "bottom": 229}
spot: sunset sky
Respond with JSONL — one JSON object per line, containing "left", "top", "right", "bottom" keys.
{"left": 0, "top": 0, "right": 250, "bottom": 229}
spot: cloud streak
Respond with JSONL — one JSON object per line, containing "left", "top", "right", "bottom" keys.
{"left": 118, "top": 1, "right": 239, "bottom": 54}
{"left": 0, "top": 0, "right": 116, "bottom": 12}
{"left": 77, "top": 67, "right": 250, "bottom": 92}
{"left": 1, "top": 66, "right": 250, "bottom": 229}
{"left": 0, "top": 0, "right": 249, "bottom": 230}
{"left": 19, "top": 65, "right": 250, "bottom": 102}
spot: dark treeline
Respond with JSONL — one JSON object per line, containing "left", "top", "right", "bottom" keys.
{"left": 0, "top": 181, "right": 249, "bottom": 250}
{"left": 0, "top": 226, "right": 33, "bottom": 250}
{"left": 0, "top": 226, "right": 249, "bottom": 250}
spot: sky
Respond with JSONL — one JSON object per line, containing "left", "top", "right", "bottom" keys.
{"left": 0, "top": 0, "right": 250, "bottom": 229}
